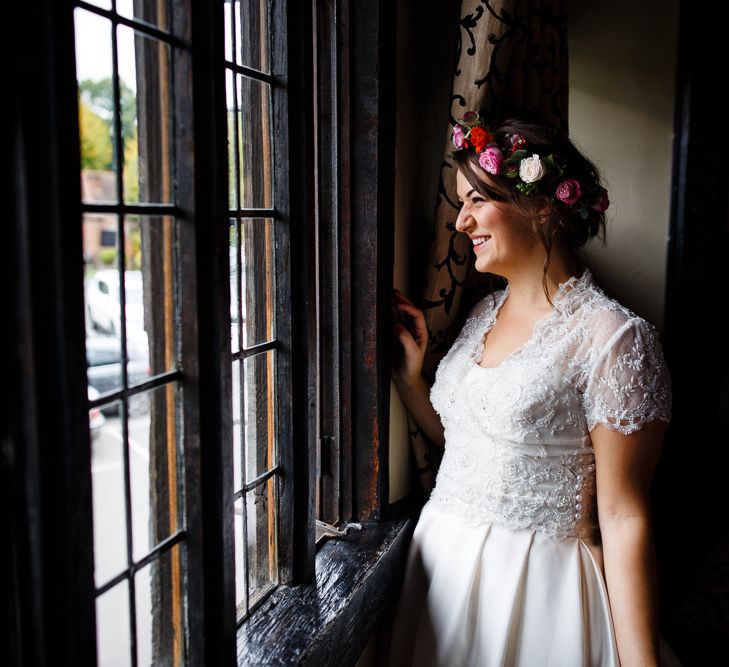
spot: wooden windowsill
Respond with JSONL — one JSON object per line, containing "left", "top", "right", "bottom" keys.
{"left": 237, "top": 501, "right": 421, "bottom": 665}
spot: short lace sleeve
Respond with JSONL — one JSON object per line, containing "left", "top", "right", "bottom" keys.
{"left": 583, "top": 316, "right": 672, "bottom": 435}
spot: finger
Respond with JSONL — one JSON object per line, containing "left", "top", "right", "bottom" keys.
{"left": 398, "top": 309, "right": 428, "bottom": 335}
{"left": 397, "top": 302, "right": 426, "bottom": 323}
{"left": 392, "top": 290, "right": 414, "bottom": 304}
{"left": 411, "top": 326, "right": 428, "bottom": 349}
{"left": 409, "top": 317, "right": 429, "bottom": 344}
{"left": 394, "top": 324, "right": 418, "bottom": 355}
{"left": 391, "top": 301, "right": 408, "bottom": 321}
{"left": 391, "top": 306, "right": 405, "bottom": 326}
{"left": 394, "top": 324, "right": 428, "bottom": 357}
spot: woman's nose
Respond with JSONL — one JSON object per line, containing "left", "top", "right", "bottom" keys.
{"left": 455, "top": 207, "right": 472, "bottom": 233}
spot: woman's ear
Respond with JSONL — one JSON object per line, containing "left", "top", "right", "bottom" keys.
{"left": 537, "top": 202, "right": 552, "bottom": 224}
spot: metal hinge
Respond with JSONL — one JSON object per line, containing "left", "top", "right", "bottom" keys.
{"left": 315, "top": 519, "right": 364, "bottom": 543}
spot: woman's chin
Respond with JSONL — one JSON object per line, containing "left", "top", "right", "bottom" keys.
{"left": 474, "top": 253, "right": 494, "bottom": 272}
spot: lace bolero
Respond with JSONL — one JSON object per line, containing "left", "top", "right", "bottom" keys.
{"left": 427, "top": 267, "right": 672, "bottom": 540}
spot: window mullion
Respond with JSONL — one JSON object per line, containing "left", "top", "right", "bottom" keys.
{"left": 270, "top": 0, "right": 316, "bottom": 586}
{"left": 182, "top": 0, "right": 237, "bottom": 664}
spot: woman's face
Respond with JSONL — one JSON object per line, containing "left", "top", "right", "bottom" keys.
{"left": 454, "top": 168, "right": 541, "bottom": 275}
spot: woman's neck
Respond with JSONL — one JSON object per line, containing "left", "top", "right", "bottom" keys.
{"left": 500, "top": 256, "right": 579, "bottom": 312}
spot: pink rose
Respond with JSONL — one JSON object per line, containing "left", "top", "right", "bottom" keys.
{"left": 555, "top": 179, "right": 582, "bottom": 206}
{"left": 452, "top": 124, "right": 466, "bottom": 149}
{"left": 591, "top": 186, "right": 610, "bottom": 212}
{"left": 478, "top": 145, "right": 503, "bottom": 174}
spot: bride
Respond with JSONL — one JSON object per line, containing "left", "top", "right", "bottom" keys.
{"left": 386, "top": 113, "right": 683, "bottom": 666}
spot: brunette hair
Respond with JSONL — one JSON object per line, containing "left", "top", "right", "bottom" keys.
{"left": 452, "top": 115, "right": 608, "bottom": 306}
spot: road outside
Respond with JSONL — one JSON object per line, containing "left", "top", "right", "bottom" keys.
{"left": 91, "top": 412, "right": 152, "bottom": 667}
{"left": 90, "top": 378, "right": 257, "bottom": 666}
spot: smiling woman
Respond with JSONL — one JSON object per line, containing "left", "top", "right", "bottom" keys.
{"left": 387, "top": 113, "right": 683, "bottom": 666}
{"left": 452, "top": 113, "right": 609, "bottom": 307}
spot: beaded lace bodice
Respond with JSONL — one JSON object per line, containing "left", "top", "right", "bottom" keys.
{"left": 428, "top": 267, "right": 672, "bottom": 541}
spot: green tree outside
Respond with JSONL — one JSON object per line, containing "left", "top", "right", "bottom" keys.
{"left": 79, "top": 101, "right": 113, "bottom": 170}
{"left": 78, "top": 77, "right": 139, "bottom": 201}
{"left": 79, "top": 77, "right": 136, "bottom": 144}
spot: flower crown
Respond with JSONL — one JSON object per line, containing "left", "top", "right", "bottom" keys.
{"left": 451, "top": 111, "right": 610, "bottom": 218}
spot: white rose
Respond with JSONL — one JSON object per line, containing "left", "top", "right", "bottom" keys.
{"left": 519, "top": 154, "right": 546, "bottom": 183}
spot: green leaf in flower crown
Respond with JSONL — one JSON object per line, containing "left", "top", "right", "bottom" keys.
{"left": 510, "top": 149, "right": 528, "bottom": 161}
{"left": 516, "top": 181, "right": 539, "bottom": 196}
{"left": 501, "top": 162, "right": 519, "bottom": 178}
{"left": 543, "top": 154, "right": 564, "bottom": 178}
{"left": 502, "top": 149, "right": 527, "bottom": 171}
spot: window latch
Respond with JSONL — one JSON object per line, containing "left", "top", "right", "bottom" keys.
{"left": 315, "top": 519, "right": 364, "bottom": 542}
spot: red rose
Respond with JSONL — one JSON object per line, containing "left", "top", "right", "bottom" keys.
{"left": 511, "top": 134, "right": 527, "bottom": 153}
{"left": 469, "top": 126, "right": 491, "bottom": 153}
{"left": 555, "top": 179, "right": 582, "bottom": 206}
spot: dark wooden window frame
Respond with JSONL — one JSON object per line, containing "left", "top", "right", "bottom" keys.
{"left": 236, "top": 1, "right": 419, "bottom": 663}
{"left": 5, "top": 0, "right": 415, "bottom": 664}
{"left": 6, "top": 0, "right": 237, "bottom": 664}
{"left": 77, "top": 1, "right": 192, "bottom": 663}
{"left": 311, "top": 0, "right": 397, "bottom": 531}
{"left": 223, "top": 0, "right": 292, "bottom": 624}
{"left": 261, "top": 0, "right": 405, "bottom": 587}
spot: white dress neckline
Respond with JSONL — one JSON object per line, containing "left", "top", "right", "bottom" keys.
{"left": 472, "top": 267, "right": 594, "bottom": 371}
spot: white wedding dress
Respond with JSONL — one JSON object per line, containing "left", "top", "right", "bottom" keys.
{"left": 386, "top": 267, "right": 683, "bottom": 666}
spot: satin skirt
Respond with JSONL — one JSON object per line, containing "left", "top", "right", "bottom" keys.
{"left": 384, "top": 498, "right": 683, "bottom": 667}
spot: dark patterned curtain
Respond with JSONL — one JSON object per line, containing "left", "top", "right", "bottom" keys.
{"left": 410, "top": 0, "right": 569, "bottom": 495}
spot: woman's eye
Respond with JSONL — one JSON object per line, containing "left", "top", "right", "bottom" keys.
{"left": 472, "top": 196, "right": 485, "bottom": 204}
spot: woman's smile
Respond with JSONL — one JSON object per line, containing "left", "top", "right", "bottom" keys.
{"left": 471, "top": 234, "right": 492, "bottom": 252}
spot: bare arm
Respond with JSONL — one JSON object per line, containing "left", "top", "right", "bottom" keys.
{"left": 392, "top": 373, "right": 445, "bottom": 448}
{"left": 390, "top": 288, "right": 445, "bottom": 448}
{"left": 592, "top": 418, "right": 667, "bottom": 667}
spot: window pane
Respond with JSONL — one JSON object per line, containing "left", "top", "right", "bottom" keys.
{"left": 96, "top": 580, "right": 132, "bottom": 667}
{"left": 90, "top": 400, "right": 127, "bottom": 587}
{"left": 125, "top": 215, "right": 177, "bottom": 380}
{"left": 75, "top": 8, "right": 118, "bottom": 204}
{"left": 129, "top": 384, "right": 184, "bottom": 561}
{"left": 83, "top": 216, "right": 121, "bottom": 338}
{"left": 247, "top": 478, "right": 278, "bottom": 606}
{"left": 224, "top": 1, "right": 234, "bottom": 63}
{"left": 135, "top": 545, "right": 186, "bottom": 666}
{"left": 243, "top": 350, "right": 276, "bottom": 483}
{"left": 117, "top": 0, "right": 170, "bottom": 33}
{"left": 233, "top": 497, "right": 246, "bottom": 616}
{"left": 84, "top": 213, "right": 124, "bottom": 402}
{"left": 226, "top": 71, "right": 239, "bottom": 210}
{"left": 117, "top": 25, "right": 173, "bottom": 205}
{"left": 234, "top": 479, "right": 279, "bottom": 620}
{"left": 238, "top": 75, "right": 272, "bottom": 209}
{"left": 235, "top": 0, "right": 271, "bottom": 73}
{"left": 241, "top": 218, "right": 275, "bottom": 347}
{"left": 232, "top": 361, "right": 242, "bottom": 490}
{"left": 230, "top": 219, "right": 241, "bottom": 353}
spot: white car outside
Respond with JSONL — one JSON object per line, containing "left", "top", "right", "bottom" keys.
{"left": 86, "top": 269, "right": 148, "bottom": 354}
